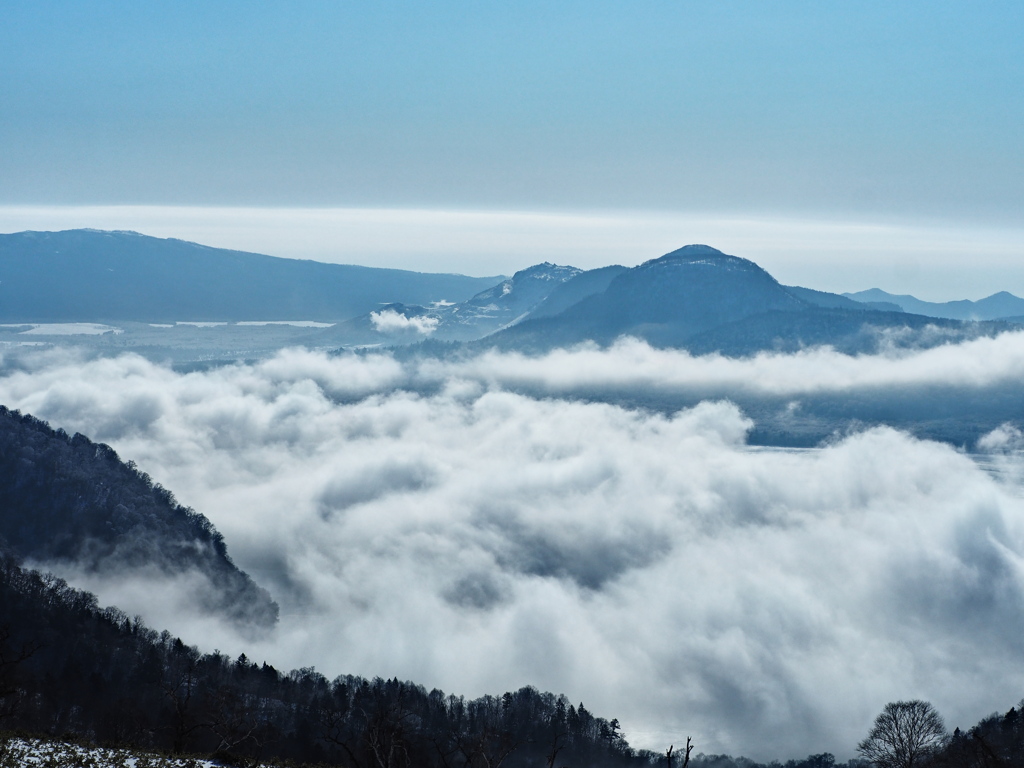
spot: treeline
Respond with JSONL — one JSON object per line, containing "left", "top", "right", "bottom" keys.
{"left": 0, "top": 552, "right": 875, "bottom": 768}
{"left": 0, "top": 552, "right": 647, "bottom": 766}
{"left": 936, "top": 706, "right": 1024, "bottom": 767}
{"left": 0, "top": 405, "right": 277, "bottom": 628}
{"left": 854, "top": 697, "right": 1024, "bottom": 768}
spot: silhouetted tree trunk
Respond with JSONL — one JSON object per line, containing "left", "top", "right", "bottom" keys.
{"left": 162, "top": 647, "right": 204, "bottom": 753}
{"left": 0, "top": 625, "right": 40, "bottom": 722}
{"left": 455, "top": 726, "right": 521, "bottom": 768}
{"left": 546, "top": 731, "right": 567, "bottom": 768}
{"left": 666, "top": 737, "right": 693, "bottom": 768}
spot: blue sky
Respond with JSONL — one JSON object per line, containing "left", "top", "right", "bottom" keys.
{"left": 2, "top": 2, "right": 1023, "bottom": 293}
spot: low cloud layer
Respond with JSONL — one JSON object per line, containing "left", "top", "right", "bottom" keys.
{"left": 445, "top": 332, "right": 1024, "bottom": 395}
{"left": 2, "top": 340, "right": 1024, "bottom": 760}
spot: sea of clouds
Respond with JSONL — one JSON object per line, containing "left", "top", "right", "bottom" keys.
{"left": 2, "top": 336, "right": 1024, "bottom": 760}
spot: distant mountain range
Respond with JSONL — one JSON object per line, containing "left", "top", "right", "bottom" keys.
{"left": 313, "top": 261, "right": 607, "bottom": 345}
{"left": 476, "top": 245, "right": 1017, "bottom": 355}
{"left": 312, "top": 245, "right": 1022, "bottom": 355}
{"left": 844, "top": 287, "right": 1024, "bottom": 321}
{"left": 0, "top": 229, "right": 502, "bottom": 322}
{"left": 1, "top": 229, "right": 1020, "bottom": 358}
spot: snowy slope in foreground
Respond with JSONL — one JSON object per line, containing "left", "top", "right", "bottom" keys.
{"left": 2, "top": 736, "right": 223, "bottom": 767}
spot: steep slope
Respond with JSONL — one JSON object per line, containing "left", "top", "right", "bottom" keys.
{"left": 0, "top": 229, "right": 503, "bottom": 322}
{"left": 557, "top": 245, "right": 808, "bottom": 345}
{"left": 0, "top": 406, "right": 278, "bottom": 630}
{"left": 435, "top": 261, "right": 582, "bottom": 339}
{"left": 844, "top": 288, "right": 1024, "bottom": 320}
{"left": 523, "top": 264, "right": 629, "bottom": 320}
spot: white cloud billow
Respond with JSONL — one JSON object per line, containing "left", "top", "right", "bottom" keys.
{"left": 1, "top": 338, "right": 1023, "bottom": 760}
{"left": 369, "top": 308, "right": 439, "bottom": 335}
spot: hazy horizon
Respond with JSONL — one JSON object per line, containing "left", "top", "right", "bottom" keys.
{"left": 4, "top": 3, "right": 1024, "bottom": 302}
{"left": 3, "top": 207, "right": 1024, "bottom": 302}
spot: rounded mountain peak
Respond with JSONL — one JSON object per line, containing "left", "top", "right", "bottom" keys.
{"left": 512, "top": 262, "right": 581, "bottom": 281}
{"left": 641, "top": 244, "right": 764, "bottom": 273}
{"left": 663, "top": 244, "right": 727, "bottom": 258}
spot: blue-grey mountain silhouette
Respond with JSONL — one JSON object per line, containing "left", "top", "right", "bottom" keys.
{"left": 844, "top": 288, "right": 1024, "bottom": 320}
{"left": 784, "top": 285, "right": 903, "bottom": 313}
{"left": 316, "top": 261, "right": 586, "bottom": 345}
{"left": 482, "top": 245, "right": 1015, "bottom": 354}
{"left": 0, "top": 229, "right": 502, "bottom": 322}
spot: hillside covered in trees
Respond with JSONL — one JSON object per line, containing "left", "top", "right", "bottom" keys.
{"left": 3, "top": 549, "right": 1018, "bottom": 767}
{"left": 0, "top": 551, "right": 655, "bottom": 767}
{"left": 2, "top": 407, "right": 1022, "bottom": 767}
{"left": 0, "top": 406, "right": 278, "bottom": 630}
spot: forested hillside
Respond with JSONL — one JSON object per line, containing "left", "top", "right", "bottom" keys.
{"left": 0, "top": 406, "right": 278, "bottom": 629}
{"left": 0, "top": 411, "right": 1017, "bottom": 765}
{"left": 2, "top": 552, "right": 1016, "bottom": 767}
{"left": 0, "top": 552, "right": 651, "bottom": 766}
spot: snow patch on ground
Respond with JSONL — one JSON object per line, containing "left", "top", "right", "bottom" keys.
{"left": 0, "top": 736, "right": 221, "bottom": 767}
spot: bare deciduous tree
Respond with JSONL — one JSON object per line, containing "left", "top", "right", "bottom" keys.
{"left": 858, "top": 700, "right": 947, "bottom": 768}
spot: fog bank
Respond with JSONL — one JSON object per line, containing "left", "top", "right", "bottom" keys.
{"left": 2, "top": 341, "right": 1023, "bottom": 760}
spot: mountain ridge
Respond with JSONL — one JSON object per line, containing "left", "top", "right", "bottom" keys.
{"left": 480, "top": 245, "right": 1017, "bottom": 355}
{"left": 0, "top": 229, "right": 504, "bottom": 323}
{"left": 314, "top": 260, "right": 588, "bottom": 345}
{"left": 3, "top": 231, "right": 1019, "bottom": 360}
{"left": 844, "top": 287, "right": 1024, "bottom": 320}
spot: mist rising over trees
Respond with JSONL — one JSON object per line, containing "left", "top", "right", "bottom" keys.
{"left": 6, "top": 543, "right": 1020, "bottom": 766}
{"left": 0, "top": 405, "right": 278, "bottom": 629}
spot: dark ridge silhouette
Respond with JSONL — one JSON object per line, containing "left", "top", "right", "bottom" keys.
{"left": 524, "top": 264, "right": 630, "bottom": 320}
{"left": 0, "top": 406, "right": 278, "bottom": 630}
{"left": 0, "top": 553, "right": 649, "bottom": 766}
{"left": 0, "top": 552, "right": 887, "bottom": 767}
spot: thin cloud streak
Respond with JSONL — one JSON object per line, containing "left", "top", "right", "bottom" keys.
{"left": 1, "top": 342, "right": 1023, "bottom": 760}
{"left": 440, "top": 333, "right": 1024, "bottom": 395}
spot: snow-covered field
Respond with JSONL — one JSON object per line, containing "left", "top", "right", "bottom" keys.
{"left": 0, "top": 737, "right": 220, "bottom": 768}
